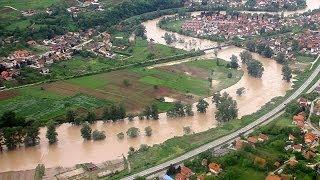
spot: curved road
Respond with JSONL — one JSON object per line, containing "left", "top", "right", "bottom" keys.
{"left": 123, "top": 57, "right": 320, "bottom": 180}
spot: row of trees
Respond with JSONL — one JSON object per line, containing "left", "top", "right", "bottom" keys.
{"left": 245, "top": 41, "right": 273, "bottom": 58}
{"left": 240, "top": 50, "right": 264, "bottom": 78}
{"left": 245, "top": 42, "right": 292, "bottom": 82}
{"left": 166, "top": 102, "right": 194, "bottom": 117}
{"left": 0, "top": 111, "right": 58, "bottom": 151}
{"left": 80, "top": 123, "right": 106, "bottom": 141}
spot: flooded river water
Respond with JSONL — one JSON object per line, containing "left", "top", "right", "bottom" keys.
{"left": 1, "top": 0, "right": 319, "bottom": 172}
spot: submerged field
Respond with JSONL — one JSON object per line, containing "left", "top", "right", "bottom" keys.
{"left": 0, "top": 58, "right": 243, "bottom": 122}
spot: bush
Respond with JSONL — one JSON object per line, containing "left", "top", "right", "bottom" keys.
{"left": 145, "top": 126, "right": 152, "bottom": 136}
{"left": 92, "top": 130, "right": 106, "bottom": 141}
{"left": 117, "top": 132, "right": 125, "bottom": 139}
{"left": 127, "top": 114, "right": 135, "bottom": 121}
{"left": 183, "top": 126, "right": 192, "bottom": 135}
{"left": 139, "top": 144, "right": 149, "bottom": 151}
{"left": 126, "top": 127, "right": 140, "bottom": 138}
{"left": 80, "top": 123, "right": 92, "bottom": 140}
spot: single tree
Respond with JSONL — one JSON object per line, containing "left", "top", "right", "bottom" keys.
{"left": 196, "top": 99, "right": 209, "bottom": 113}
{"left": 127, "top": 114, "right": 134, "bottom": 121}
{"left": 86, "top": 111, "right": 96, "bottom": 124}
{"left": 92, "top": 130, "right": 106, "bottom": 141}
{"left": 236, "top": 87, "right": 245, "bottom": 96}
{"left": 123, "top": 79, "right": 131, "bottom": 87}
{"left": 135, "top": 24, "right": 146, "bottom": 39}
{"left": 247, "top": 59, "right": 264, "bottom": 78}
{"left": 145, "top": 126, "right": 152, "bottom": 136}
{"left": 214, "top": 92, "right": 238, "bottom": 122}
{"left": 81, "top": 123, "right": 92, "bottom": 140}
{"left": 126, "top": 127, "right": 140, "bottom": 138}
{"left": 117, "top": 132, "right": 125, "bottom": 139}
{"left": 66, "top": 110, "right": 76, "bottom": 123}
{"left": 240, "top": 50, "right": 253, "bottom": 64}
{"left": 282, "top": 64, "right": 292, "bottom": 82}
{"left": 24, "top": 123, "right": 40, "bottom": 147}
{"left": 230, "top": 55, "right": 239, "bottom": 69}
{"left": 276, "top": 53, "right": 287, "bottom": 64}
{"left": 46, "top": 121, "right": 58, "bottom": 144}
{"left": 151, "top": 104, "right": 159, "bottom": 120}
{"left": 183, "top": 126, "right": 192, "bottom": 134}
{"left": 185, "top": 104, "right": 194, "bottom": 116}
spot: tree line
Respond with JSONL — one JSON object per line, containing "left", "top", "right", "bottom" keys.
{"left": 0, "top": 111, "right": 58, "bottom": 151}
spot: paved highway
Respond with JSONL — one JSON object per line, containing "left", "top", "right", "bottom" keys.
{"left": 122, "top": 57, "right": 320, "bottom": 180}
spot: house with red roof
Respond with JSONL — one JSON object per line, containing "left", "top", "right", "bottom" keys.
{"left": 304, "top": 132, "right": 318, "bottom": 147}
{"left": 175, "top": 166, "right": 193, "bottom": 180}
{"left": 298, "top": 97, "right": 310, "bottom": 107}
{"left": 247, "top": 136, "right": 258, "bottom": 144}
{"left": 258, "top": 133, "right": 269, "bottom": 142}
{"left": 208, "top": 162, "right": 222, "bottom": 175}
{"left": 293, "top": 114, "right": 305, "bottom": 128}
{"left": 1, "top": 71, "right": 11, "bottom": 81}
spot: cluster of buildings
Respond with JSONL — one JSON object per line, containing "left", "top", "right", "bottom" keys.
{"left": 55, "top": 159, "right": 124, "bottom": 179}
{"left": 185, "top": 0, "right": 303, "bottom": 10}
{"left": 181, "top": 12, "right": 300, "bottom": 39}
{"left": 161, "top": 162, "right": 223, "bottom": 180}
{"left": 256, "top": 29, "right": 320, "bottom": 61}
{"left": 250, "top": 0, "right": 304, "bottom": 10}
{"left": 67, "top": 0, "right": 104, "bottom": 17}
{"left": 0, "top": 29, "right": 113, "bottom": 82}
{"left": 181, "top": 10, "right": 320, "bottom": 40}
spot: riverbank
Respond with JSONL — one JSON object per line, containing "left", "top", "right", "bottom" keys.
{"left": 113, "top": 50, "right": 320, "bottom": 180}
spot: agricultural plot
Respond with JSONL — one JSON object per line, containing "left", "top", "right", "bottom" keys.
{"left": 48, "top": 38, "right": 186, "bottom": 78}
{"left": 0, "top": 0, "right": 59, "bottom": 10}
{"left": 0, "top": 87, "right": 110, "bottom": 122}
{"left": 0, "top": 58, "right": 243, "bottom": 122}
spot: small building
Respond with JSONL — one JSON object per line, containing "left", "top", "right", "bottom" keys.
{"left": 304, "top": 132, "right": 318, "bottom": 146}
{"left": 315, "top": 85, "right": 320, "bottom": 94}
{"left": 181, "top": 166, "right": 193, "bottom": 177}
{"left": 162, "top": 174, "right": 174, "bottom": 180}
{"left": 1, "top": 71, "right": 11, "bottom": 81}
{"left": 258, "top": 133, "right": 269, "bottom": 142}
{"left": 208, "top": 163, "right": 222, "bottom": 175}
{"left": 293, "top": 114, "right": 305, "bottom": 128}
{"left": 288, "top": 134, "right": 296, "bottom": 141}
{"left": 247, "top": 136, "right": 258, "bottom": 144}
{"left": 292, "top": 144, "right": 302, "bottom": 152}
{"left": 265, "top": 174, "right": 281, "bottom": 180}
{"left": 298, "top": 97, "right": 310, "bottom": 107}
{"left": 288, "top": 158, "right": 298, "bottom": 167}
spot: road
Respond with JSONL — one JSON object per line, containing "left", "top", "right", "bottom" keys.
{"left": 122, "top": 57, "right": 320, "bottom": 180}
{"left": 307, "top": 97, "right": 320, "bottom": 135}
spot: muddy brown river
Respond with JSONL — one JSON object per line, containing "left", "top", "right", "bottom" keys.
{"left": 1, "top": 0, "right": 319, "bottom": 171}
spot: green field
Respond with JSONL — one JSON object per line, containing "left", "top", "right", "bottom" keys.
{"left": 0, "top": 87, "right": 110, "bottom": 122}
{"left": 0, "top": 58, "right": 243, "bottom": 122}
{"left": 0, "top": 0, "right": 59, "bottom": 10}
{"left": 160, "top": 19, "right": 184, "bottom": 32}
{"left": 47, "top": 38, "right": 186, "bottom": 79}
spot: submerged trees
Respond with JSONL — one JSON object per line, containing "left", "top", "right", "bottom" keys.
{"left": 213, "top": 92, "right": 238, "bottom": 122}
{"left": 81, "top": 123, "right": 92, "bottom": 140}
{"left": 126, "top": 127, "right": 140, "bottom": 138}
{"left": 46, "top": 121, "right": 58, "bottom": 144}
{"left": 145, "top": 126, "right": 152, "bottom": 136}
{"left": 246, "top": 59, "right": 264, "bottom": 78}
{"left": 196, "top": 99, "right": 209, "bottom": 113}
{"left": 103, "top": 104, "right": 126, "bottom": 122}
{"left": 144, "top": 104, "right": 159, "bottom": 120}
{"left": 282, "top": 64, "right": 292, "bottom": 82}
